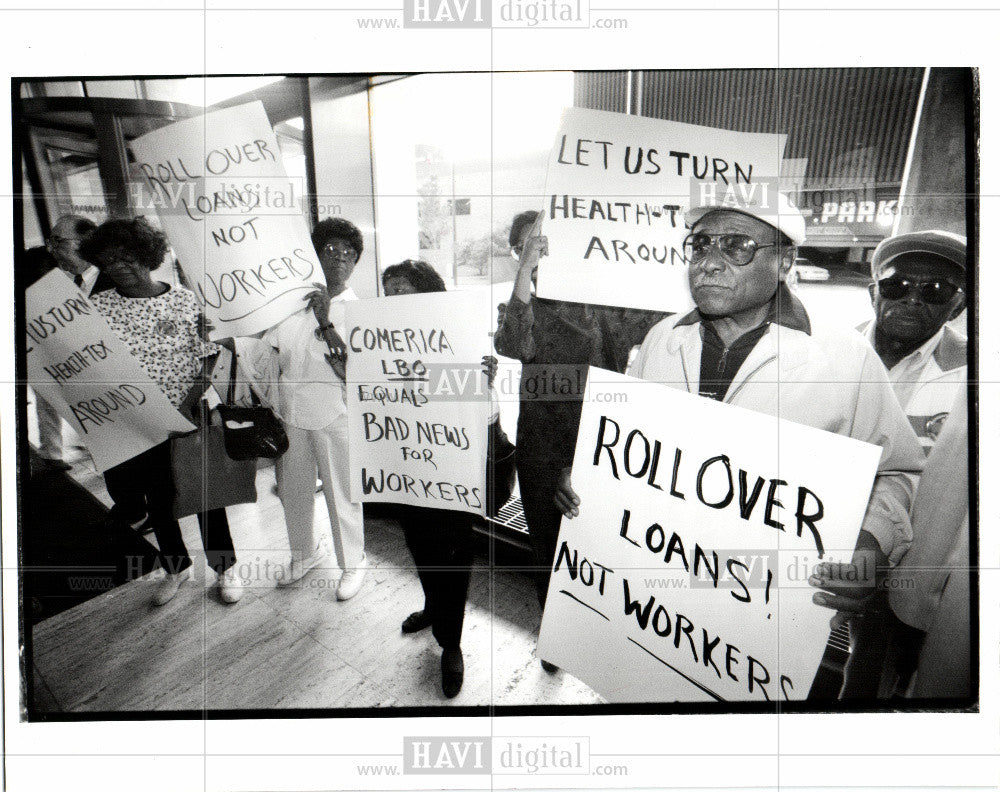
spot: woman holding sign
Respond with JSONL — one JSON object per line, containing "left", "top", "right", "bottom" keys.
{"left": 229, "top": 218, "right": 367, "bottom": 600}
{"left": 495, "top": 210, "right": 667, "bottom": 671}
{"left": 80, "top": 217, "right": 244, "bottom": 606}
{"left": 382, "top": 259, "right": 498, "bottom": 699}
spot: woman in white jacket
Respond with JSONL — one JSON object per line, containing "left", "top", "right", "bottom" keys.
{"left": 227, "top": 218, "right": 367, "bottom": 600}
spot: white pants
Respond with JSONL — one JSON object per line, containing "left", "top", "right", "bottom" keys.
{"left": 277, "top": 415, "right": 364, "bottom": 571}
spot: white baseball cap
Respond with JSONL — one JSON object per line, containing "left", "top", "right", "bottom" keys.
{"left": 685, "top": 189, "right": 807, "bottom": 247}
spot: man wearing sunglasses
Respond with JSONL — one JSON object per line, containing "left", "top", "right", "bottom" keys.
{"left": 556, "top": 192, "right": 925, "bottom": 697}
{"left": 861, "top": 231, "right": 967, "bottom": 453}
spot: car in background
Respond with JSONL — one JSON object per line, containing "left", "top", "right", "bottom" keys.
{"left": 787, "top": 258, "right": 831, "bottom": 288}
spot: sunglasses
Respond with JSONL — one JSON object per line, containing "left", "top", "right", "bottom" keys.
{"left": 877, "top": 276, "right": 963, "bottom": 305}
{"left": 683, "top": 232, "right": 776, "bottom": 267}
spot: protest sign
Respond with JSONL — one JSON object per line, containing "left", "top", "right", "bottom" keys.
{"left": 130, "top": 101, "right": 321, "bottom": 338}
{"left": 535, "top": 107, "right": 786, "bottom": 312}
{"left": 26, "top": 270, "right": 195, "bottom": 472}
{"left": 345, "top": 291, "right": 492, "bottom": 515}
{"left": 536, "top": 369, "right": 881, "bottom": 702}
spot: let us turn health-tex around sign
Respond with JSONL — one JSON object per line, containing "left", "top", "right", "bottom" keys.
{"left": 536, "top": 107, "right": 787, "bottom": 313}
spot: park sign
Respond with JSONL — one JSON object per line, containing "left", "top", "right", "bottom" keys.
{"left": 345, "top": 291, "right": 493, "bottom": 515}
{"left": 25, "top": 270, "right": 195, "bottom": 472}
{"left": 535, "top": 107, "right": 787, "bottom": 312}
{"left": 536, "top": 369, "right": 881, "bottom": 703}
{"left": 130, "top": 101, "right": 322, "bottom": 338}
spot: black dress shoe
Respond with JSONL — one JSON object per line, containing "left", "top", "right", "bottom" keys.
{"left": 401, "top": 610, "right": 433, "bottom": 634}
{"left": 541, "top": 660, "right": 559, "bottom": 673}
{"left": 441, "top": 647, "right": 464, "bottom": 698}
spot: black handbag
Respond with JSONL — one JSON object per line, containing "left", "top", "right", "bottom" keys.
{"left": 215, "top": 350, "right": 289, "bottom": 460}
{"left": 170, "top": 409, "right": 258, "bottom": 518}
{"left": 486, "top": 416, "right": 517, "bottom": 517}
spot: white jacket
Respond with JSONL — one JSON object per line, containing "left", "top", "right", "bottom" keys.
{"left": 859, "top": 320, "right": 967, "bottom": 454}
{"left": 629, "top": 290, "right": 925, "bottom": 563}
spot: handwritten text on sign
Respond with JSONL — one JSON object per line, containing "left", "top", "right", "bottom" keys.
{"left": 345, "top": 292, "right": 492, "bottom": 515}
{"left": 130, "top": 101, "right": 322, "bottom": 338}
{"left": 536, "top": 369, "right": 880, "bottom": 703}
{"left": 26, "top": 270, "right": 194, "bottom": 472}
{"left": 535, "top": 107, "right": 786, "bottom": 312}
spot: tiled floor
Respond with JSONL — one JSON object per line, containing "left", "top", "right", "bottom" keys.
{"left": 29, "top": 462, "right": 604, "bottom": 713}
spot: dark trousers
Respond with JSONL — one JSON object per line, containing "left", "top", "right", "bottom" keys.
{"left": 841, "top": 600, "right": 925, "bottom": 699}
{"left": 517, "top": 467, "right": 564, "bottom": 610}
{"left": 103, "top": 440, "right": 236, "bottom": 575}
{"left": 400, "top": 507, "right": 474, "bottom": 650}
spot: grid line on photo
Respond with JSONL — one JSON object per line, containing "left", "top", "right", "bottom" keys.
{"left": 7, "top": 55, "right": 986, "bottom": 792}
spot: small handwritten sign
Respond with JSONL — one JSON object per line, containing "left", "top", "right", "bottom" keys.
{"left": 345, "top": 292, "right": 492, "bottom": 515}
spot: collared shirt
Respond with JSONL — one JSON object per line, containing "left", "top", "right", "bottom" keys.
{"left": 698, "top": 321, "right": 771, "bottom": 401}
{"left": 69, "top": 265, "right": 101, "bottom": 296}
{"left": 630, "top": 287, "right": 924, "bottom": 564}
{"left": 862, "top": 323, "right": 945, "bottom": 410}
{"left": 860, "top": 320, "right": 967, "bottom": 452}
{"left": 676, "top": 286, "right": 811, "bottom": 402}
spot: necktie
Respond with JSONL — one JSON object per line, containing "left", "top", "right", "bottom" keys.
{"left": 74, "top": 274, "right": 84, "bottom": 288}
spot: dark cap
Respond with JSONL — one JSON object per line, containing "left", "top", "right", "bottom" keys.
{"left": 871, "top": 230, "right": 966, "bottom": 278}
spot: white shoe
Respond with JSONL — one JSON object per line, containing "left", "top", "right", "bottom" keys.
{"left": 277, "top": 543, "right": 328, "bottom": 587}
{"left": 153, "top": 567, "right": 192, "bottom": 606}
{"left": 336, "top": 555, "right": 368, "bottom": 601}
{"left": 219, "top": 567, "right": 246, "bottom": 603}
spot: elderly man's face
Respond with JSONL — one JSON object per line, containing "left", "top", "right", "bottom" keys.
{"left": 871, "top": 254, "right": 965, "bottom": 346}
{"left": 687, "top": 210, "right": 787, "bottom": 318}
{"left": 47, "top": 218, "right": 90, "bottom": 275}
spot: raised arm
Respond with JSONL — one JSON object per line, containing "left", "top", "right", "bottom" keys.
{"left": 494, "top": 216, "right": 547, "bottom": 362}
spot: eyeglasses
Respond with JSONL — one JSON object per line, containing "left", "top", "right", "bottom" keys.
{"left": 323, "top": 242, "right": 358, "bottom": 260}
{"left": 877, "top": 276, "right": 963, "bottom": 305}
{"left": 683, "top": 232, "right": 776, "bottom": 267}
{"left": 96, "top": 253, "right": 139, "bottom": 270}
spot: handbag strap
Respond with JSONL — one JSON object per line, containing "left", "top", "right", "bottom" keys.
{"left": 226, "top": 348, "right": 266, "bottom": 408}
{"left": 226, "top": 349, "right": 238, "bottom": 406}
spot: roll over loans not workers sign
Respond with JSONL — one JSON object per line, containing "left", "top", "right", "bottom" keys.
{"left": 535, "top": 107, "right": 787, "bottom": 312}
{"left": 345, "top": 291, "right": 493, "bottom": 515}
{"left": 130, "top": 101, "right": 322, "bottom": 338}
{"left": 26, "top": 270, "right": 195, "bottom": 472}
{"left": 536, "top": 369, "right": 881, "bottom": 703}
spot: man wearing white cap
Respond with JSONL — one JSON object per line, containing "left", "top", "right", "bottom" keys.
{"left": 860, "top": 230, "right": 967, "bottom": 453}
{"left": 555, "top": 192, "right": 925, "bottom": 694}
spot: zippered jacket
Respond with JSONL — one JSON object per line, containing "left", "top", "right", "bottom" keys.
{"left": 628, "top": 286, "right": 925, "bottom": 563}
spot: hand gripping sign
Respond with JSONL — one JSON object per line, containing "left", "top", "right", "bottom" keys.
{"left": 130, "top": 101, "right": 324, "bottom": 338}
{"left": 537, "top": 369, "right": 880, "bottom": 703}
{"left": 345, "top": 291, "right": 493, "bottom": 516}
